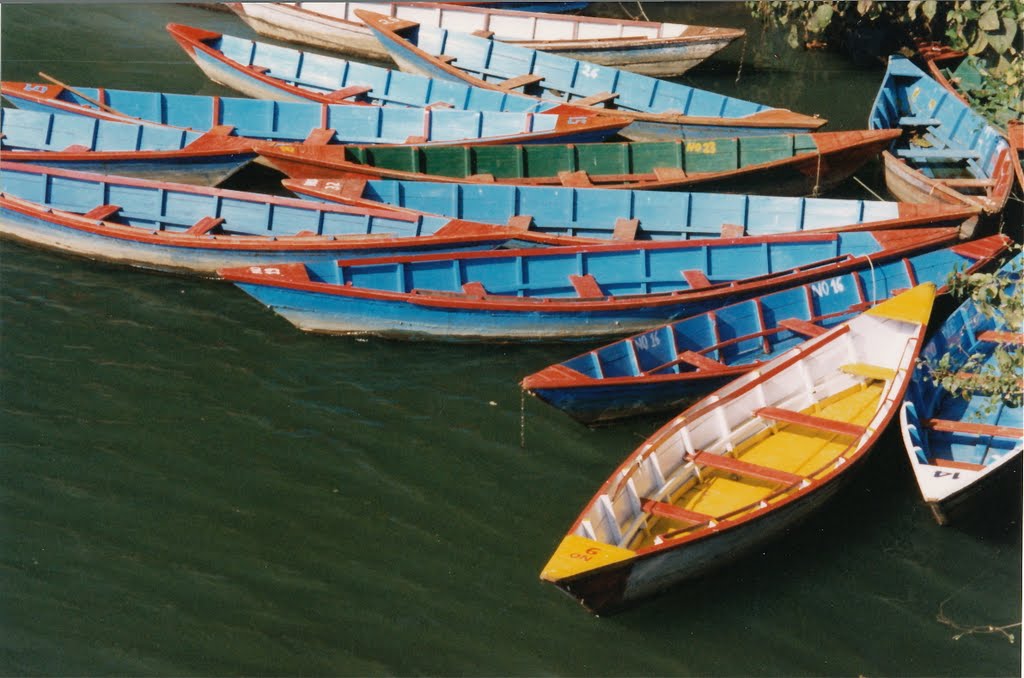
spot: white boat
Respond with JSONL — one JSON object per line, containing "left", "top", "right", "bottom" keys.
{"left": 541, "top": 284, "right": 937, "bottom": 614}
{"left": 226, "top": 2, "right": 744, "bottom": 76}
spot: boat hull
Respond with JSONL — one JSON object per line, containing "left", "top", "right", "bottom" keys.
{"left": 3, "top": 156, "right": 251, "bottom": 187}
{"left": 549, "top": 461, "right": 857, "bottom": 613}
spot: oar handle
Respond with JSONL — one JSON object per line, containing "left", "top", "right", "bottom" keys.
{"left": 38, "top": 71, "right": 125, "bottom": 117}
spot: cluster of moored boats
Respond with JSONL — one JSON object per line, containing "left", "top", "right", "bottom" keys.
{"left": 1, "top": 2, "right": 1020, "bottom": 615}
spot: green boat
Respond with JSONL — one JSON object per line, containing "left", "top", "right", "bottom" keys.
{"left": 259, "top": 128, "right": 900, "bottom": 196}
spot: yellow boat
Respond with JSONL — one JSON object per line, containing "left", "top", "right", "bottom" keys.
{"left": 541, "top": 284, "right": 937, "bottom": 614}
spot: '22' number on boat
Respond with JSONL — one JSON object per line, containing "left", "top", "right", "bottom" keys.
{"left": 810, "top": 278, "right": 845, "bottom": 297}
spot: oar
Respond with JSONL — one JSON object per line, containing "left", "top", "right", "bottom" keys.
{"left": 37, "top": 71, "right": 129, "bottom": 118}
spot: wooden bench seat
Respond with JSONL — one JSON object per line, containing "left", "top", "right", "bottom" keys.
{"left": 681, "top": 269, "right": 712, "bottom": 289}
{"left": 641, "top": 498, "right": 715, "bottom": 525}
{"left": 925, "top": 418, "right": 1021, "bottom": 440}
{"left": 755, "top": 406, "right": 866, "bottom": 438}
{"left": 898, "top": 116, "right": 941, "bottom": 126}
{"left": 572, "top": 91, "right": 619, "bottom": 107}
{"left": 895, "top": 147, "right": 980, "bottom": 160}
{"left": 688, "top": 450, "right": 805, "bottom": 486}
{"left": 841, "top": 362, "right": 897, "bottom": 381}
{"left": 611, "top": 217, "right": 639, "bottom": 241}
{"left": 83, "top": 204, "right": 122, "bottom": 222}
{"left": 932, "top": 457, "right": 987, "bottom": 472}
{"left": 304, "top": 127, "right": 337, "bottom": 145}
{"left": 185, "top": 216, "right": 225, "bottom": 236}
{"left": 675, "top": 351, "right": 725, "bottom": 371}
{"left": 569, "top": 273, "right": 604, "bottom": 298}
{"left": 326, "top": 85, "right": 373, "bottom": 102}
{"left": 777, "top": 317, "right": 826, "bottom": 338}
{"left": 978, "top": 330, "right": 1022, "bottom": 345}
{"left": 496, "top": 73, "right": 545, "bottom": 91}
{"left": 461, "top": 281, "right": 487, "bottom": 297}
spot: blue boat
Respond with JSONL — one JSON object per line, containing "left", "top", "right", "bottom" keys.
{"left": 0, "top": 162, "right": 585, "bottom": 276}
{"left": 900, "top": 253, "right": 1022, "bottom": 524}
{"left": 869, "top": 55, "right": 1015, "bottom": 215}
{"left": 522, "top": 235, "right": 1011, "bottom": 424}
{"left": 0, "top": 107, "right": 261, "bottom": 186}
{"left": 355, "top": 8, "right": 826, "bottom": 141}
{"left": 218, "top": 228, "right": 961, "bottom": 342}
{"left": 285, "top": 176, "right": 981, "bottom": 239}
{"left": 0, "top": 81, "right": 628, "bottom": 146}
{"left": 167, "top": 23, "right": 555, "bottom": 113}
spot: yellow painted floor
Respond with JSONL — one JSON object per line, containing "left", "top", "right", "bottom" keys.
{"left": 636, "top": 382, "right": 884, "bottom": 548}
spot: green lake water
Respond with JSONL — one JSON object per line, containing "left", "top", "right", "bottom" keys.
{"left": 1, "top": 2, "right": 1021, "bottom": 675}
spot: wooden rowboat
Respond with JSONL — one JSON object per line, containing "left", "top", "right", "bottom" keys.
{"left": 354, "top": 9, "right": 824, "bottom": 141}
{"left": 522, "top": 236, "right": 1010, "bottom": 424}
{"left": 259, "top": 129, "right": 901, "bottom": 197}
{"left": 540, "top": 283, "right": 937, "bottom": 614}
{"left": 869, "top": 56, "right": 1015, "bottom": 215}
{"left": 217, "top": 228, "right": 960, "bottom": 342}
{"left": 900, "top": 253, "right": 1022, "bottom": 525}
{"left": 167, "top": 23, "right": 554, "bottom": 114}
{"left": 0, "top": 107, "right": 261, "bottom": 186}
{"left": 919, "top": 47, "right": 1024, "bottom": 193}
{"left": 0, "top": 162, "right": 588, "bottom": 275}
{"left": 0, "top": 81, "right": 628, "bottom": 146}
{"left": 285, "top": 176, "right": 981, "bottom": 239}
{"left": 226, "top": 2, "right": 742, "bottom": 77}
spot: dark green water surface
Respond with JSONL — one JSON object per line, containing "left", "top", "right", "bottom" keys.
{"left": 1, "top": 3, "right": 1020, "bottom": 675}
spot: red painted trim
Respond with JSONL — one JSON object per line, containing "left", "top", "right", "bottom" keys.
{"left": 689, "top": 450, "right": 805, "bottom": 486}
{"left": 978, "top": 330, "right": 1023, "bottom": 345}
{"left": 926, "top": 419, "right": 1022, "bottom": 439}
{"left": 755, "top": 406, "right": 866, "bottom": 438}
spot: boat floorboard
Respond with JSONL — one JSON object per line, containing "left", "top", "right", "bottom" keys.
{"left": 636, "top": 382, "right": 884, "bottom": 548}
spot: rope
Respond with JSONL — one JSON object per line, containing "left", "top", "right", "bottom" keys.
{"left": 635, "top": 1, "right": 650, "bottom": 22}
{"left": 853, "top": 175, "right": 886, "bottom": 201}
{"left": 812, "top": 149, "right": 823, "bottom": 197}
{"left": 735, "top": 32, "right": 748, "bottom": 84}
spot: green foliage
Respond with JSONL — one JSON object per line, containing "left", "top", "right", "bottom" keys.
{"left": 922, "top": 250, "right": 1023, "bottom": 414}
{"left": 746, "top": 0, "right": 1024, "bottom": 126}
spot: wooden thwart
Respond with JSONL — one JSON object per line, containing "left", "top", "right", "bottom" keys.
{"left": 496, "top": 73, "right": 544, "bottom": 91}
{"left": 841, "top": 362, "right": 897, "bottom": 381}
{"left": 925, "top": 418, "right": 1021, "bottom": 439}
{"left": 932, "top": 457, "right": 986, "bottom": 472}
{"left": 611, "top": 217, "right": 639, "bottom": 241}
{"left": 688, "top": 451, "right": 805, "bottom": 486}
{"left": 641, "top": 498, "right": 715, "bottom": 525}
{"left": 978, "top": 330, "right": 1023, "bottom": 345}
{"left": 326, "top": 85, "right": 373, "bottom": 101}
{"left": 755, "top": 406, "right": 866, "bottom": 438}
{"left": 681, "top": 269, "right": 712, "bottom": 289}
{"left": 186, "top": 216, "right": 225, "bottom": 236}
{"left": 83, "top": 204, "right": 122, "bottom": 222}
{"left": 573, "top": 91, "right": 619, "bottom": 107}
{"left": 675, "top": 351, "right": 724, "bottom": 371}
{"left": 777, "top": 317, "right": 826, "bottom": 338}
{"left": 569, "top": 274, "right": 604, "bottom": 298}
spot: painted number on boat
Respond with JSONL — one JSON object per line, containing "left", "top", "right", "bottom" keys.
{"left": 933, "top": 471, "right": 961, "bottom": 480}
{"left": 248, "top": 267, "right": 282, "bottom": 276}
{"left": 686, "top": 141, "right": 717, "bottom": 154}
{"left": 810, "top": 278, "right": 845, "bottom": 297}
{"left": 23, "top": 84, "right": 49, "bottom": 93}
{"left": 569, "top": 547, "right": 603, "bottom": 562}
{"left": 580, "top": 64, "right": 601, "bottom": 79}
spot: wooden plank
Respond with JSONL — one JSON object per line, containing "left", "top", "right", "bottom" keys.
{"left": 569, "top": 273, "right": 604, "bottom": 298}
{"left": 506, "top": 215, "right": 534, "bottom": 232}
{"left": 461, "top": 281, "right": 487, "bottom": 297}
{"left": 83, "top": 204, "right": 122, "bottom": 222}
{"left": 496, "top": 73, "right": 544, "bottom": 91}
{"left": 939, "top": 177, "right": 995, "bottom": 187}
{"left": 925, "top": 418, "right": 1022, "bottom": 440}
{"left": 895, "top": 147, "right": 980, "bottom": 159}
{"left": 326, "top": 85, "right": 373, "bottom": 101}
{"left": 978, "top": 330, "right": 1022, "bottom": 345}
{"left": 573, "top": 91, "right": 619, "bottom": 107}
{"left": 899, "top": 116, "right": 941, "bottom": 126}
{"left": 720, "top": 223, "right": 745, "bottom": 238}
{"left": 641, "top": 498, "right": 714, "bottom": 525}
{"left": 681, "top": 269, "right": 711, "bottom": 289}
{"left": 186, "top": 216, "right": 225, "bottom": 236}
{"left": 689, "top": 451, "right": 805, "bottom": 486}
{"left": 841, "top": 362, "right": 897, "bottom": 381}
{"left": 304, "top": 127, "right": 336, "bottom": 145}
{"left": 777, "top": 317, "right": 826, "bottom": 338}
{"left": 755, "top": 406, "right": 866, "bottom": 438}
{"left": 472, "top": 29, "right": 495, "bottom": 39}
{"left": 653, "top": 166, "right": 687, "bottom": 181}
{"left": 932, "top": 457, "right": 987, "bottom": 471}
{"left": 611, "top": 217, "right": 639, "bottom": 241}
{"left": 675, "top": 350, "right": 724, "bottom": 371}
{"left": 558, "top": 170, "right": 593, "bottom": 188}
